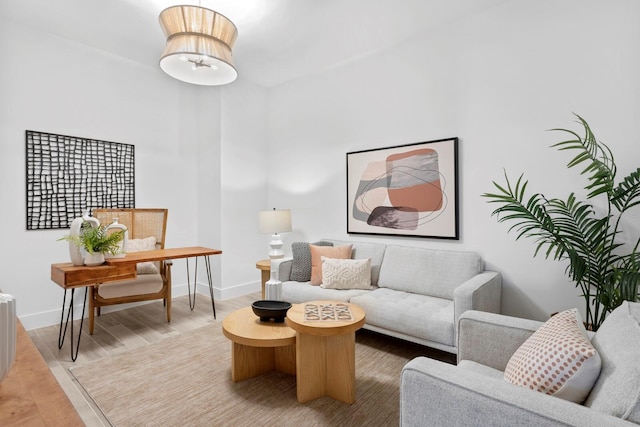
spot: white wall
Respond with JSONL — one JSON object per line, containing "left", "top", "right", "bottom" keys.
{"left": 267, "top": 0, "right": 640, "bottom": 321}
{"left": 0, "top": 16, "right": 225, "bottom": 329}
{"left": 219, "top": 79, "right": 270, "bottom": 298}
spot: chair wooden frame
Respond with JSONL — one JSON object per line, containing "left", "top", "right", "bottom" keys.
{"left": 88, "top": 208, "right": 171, "bottom": 335}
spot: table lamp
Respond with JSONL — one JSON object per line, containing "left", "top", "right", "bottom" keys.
{"left": 258, "top": 208, "right": 292, "bottom": 259}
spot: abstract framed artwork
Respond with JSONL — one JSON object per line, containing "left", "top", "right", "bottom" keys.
{"left": 347, "top": 137, "right": 459, "bottom": 239}
{"left": 25, "top": 130, "right": 135, "bottom": 230}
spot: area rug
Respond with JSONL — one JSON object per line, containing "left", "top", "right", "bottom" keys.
{"left": 69, "top": 324, "right": 450, "bottom": 426}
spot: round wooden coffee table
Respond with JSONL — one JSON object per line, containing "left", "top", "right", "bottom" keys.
{"left": 222, "top": 306, "right": 296, "bottom": 382}
{"left": 286, "top": 300, "right": 366, "bottom": 404}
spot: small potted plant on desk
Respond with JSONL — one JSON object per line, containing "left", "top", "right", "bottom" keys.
{"left": 60, "top": 221, "right": 126, "bottom": 266}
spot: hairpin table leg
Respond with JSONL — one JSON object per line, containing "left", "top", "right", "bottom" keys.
{"left": 57, "top": 288, "right": 87, "bottom": 362}
{"left": 186, "top": 256, "right": 216, "bottom": 318}
{"left": 204, "top": 255, "right": 216, "bottom": 319}
{"left": 186, "top": 257, "right": 199, "bottom": 310}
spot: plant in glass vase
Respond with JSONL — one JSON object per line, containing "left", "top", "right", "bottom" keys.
{"left": 59, "top": 221, "right": 125, "bottom": 266}
{"left": 482, "top": 114, "right": 640, "bottom": 330}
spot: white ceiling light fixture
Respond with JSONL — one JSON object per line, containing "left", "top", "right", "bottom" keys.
{"left": 159, "top": 4, "right": 238, "bottom": 86}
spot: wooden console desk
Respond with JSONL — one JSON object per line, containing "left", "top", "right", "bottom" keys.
{"left": 0, "top": 321, "right": 83, "bottom": 426}
{"left": 51, "top": 246, "right": 222, "bottom": 361}
{"left": 51, "top": 247, "right": 222, "bottom": 288}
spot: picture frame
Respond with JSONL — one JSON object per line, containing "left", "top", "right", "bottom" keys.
{"left": 346, "top": 137, "right": 459, "bottom": 239}
{"left": 25, "top": 130, "right": 135, "bottom": 230}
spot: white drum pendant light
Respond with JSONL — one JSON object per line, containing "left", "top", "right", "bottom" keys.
{"left": 159, "top": 5, "right": 238, "bottom": 86}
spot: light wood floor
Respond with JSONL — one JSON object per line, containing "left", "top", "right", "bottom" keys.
{"left": 28, "top": 292, "right": 260, "bottom": 427}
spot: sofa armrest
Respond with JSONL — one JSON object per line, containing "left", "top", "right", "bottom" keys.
{"left": 452, "top": 271, "right": 501, "bottom": 342}
{"left": 457, "top": 310, "right": 542, "bottom": 369}
{"left": 400, "top": 357, "right": 634, "bottom": 427}
{"left": 270, "top": 257, "right": 293, "bottom": 282}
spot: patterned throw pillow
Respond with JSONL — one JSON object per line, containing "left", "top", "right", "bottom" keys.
{"left": 309, "top": 244, "right": 353, "bottom": 285}
{"left": 503, "top": 308, "right": 601, "bottom": 403}
{"left": 127, "top": 237, "right": 159, "bottom": 275}
{"left": 290, "top": 241, "right": 333, "bottom": 282}
{"left": 320, "top": 257, "right": 372, "bottom": 289}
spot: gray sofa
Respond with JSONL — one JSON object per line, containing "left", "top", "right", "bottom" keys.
{"left": 400, "top": 301, "right": 640, "bottom": 426}
{"left": 273, "top": 239, "right": 501, "bottom": 354}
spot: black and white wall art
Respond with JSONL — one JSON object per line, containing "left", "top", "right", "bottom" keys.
{"left": 25, "top": 130, "right": 135, "bottom": 230}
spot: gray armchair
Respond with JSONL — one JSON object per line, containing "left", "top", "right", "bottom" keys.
{"left": 400, "top": 302, "right": 640, "bottom": 426}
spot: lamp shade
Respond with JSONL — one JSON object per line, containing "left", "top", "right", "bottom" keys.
{"left": 159, "top": 5, "right": 238, "bottom": 86}
{"left": 258, "top": 209, "right": 292, "bottom": 234}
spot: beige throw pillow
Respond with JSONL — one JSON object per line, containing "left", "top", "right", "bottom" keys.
{"left": 127, "top": 237, "right": 159, "bottom": 275}
{"left": 503, "top": 308, "right": 601, "bottom": 403}
{"left": 309, "top": 244, "right": 352, "bottom": 285}
{"left": 320, "top": 257, "right": 372, "bottom": 290}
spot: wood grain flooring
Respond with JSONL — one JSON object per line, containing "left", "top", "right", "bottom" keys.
{"left": 28, "top": 293, "right": 259, "bottom": 427}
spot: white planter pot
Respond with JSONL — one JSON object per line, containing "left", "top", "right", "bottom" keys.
{"left": 0, "top": 293, "right": 16, "bottom": 384}
{"left": 84, "top": 252, "right": 105, "bottom": 266}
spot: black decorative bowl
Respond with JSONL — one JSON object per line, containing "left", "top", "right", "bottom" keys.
{"left": 252, "top": 300, "right": 292, "bottom": 323}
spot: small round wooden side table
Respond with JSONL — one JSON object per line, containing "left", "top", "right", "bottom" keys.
{"left": 286, "top": 301, "right": 366, "bottom": 404}
{"left": 222, "top": 306, "right": 296, "bottom": 382}
{"left": 255, "top": 259, "right": 270, "bottom": 299}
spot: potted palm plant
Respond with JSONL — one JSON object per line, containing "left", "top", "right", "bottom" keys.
{"left": 482, "top": 115, "right": 640, "bottom": 330}
{"left": 60, "top": 221, "right": 126, "bottom": 266}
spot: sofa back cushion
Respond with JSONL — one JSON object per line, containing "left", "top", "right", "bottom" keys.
{"left": 323, "top": 239, "right": 386, "bottom": 287}
{"left": 584, "top": 301, "right": 640, "bottom": 423}
{"left": 309, "top": 244, "right": 352, "bottom": 285}
{"left": 377, "top": 245, "right": 483, "bottom": 299}
{"left": 290, "top": 241, "right": 333, "bottom": 282}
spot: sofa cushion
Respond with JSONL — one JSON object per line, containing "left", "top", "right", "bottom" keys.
{"left": 503, "top": 308, "right": 601, "bottom": 404}
{"left": 377, "top": 245, "right": 483, "bottom": 299}
{"left": 320, "top": 257, "right": 372, "bottom": 290}
{"left": 281, "top": 281, "right": 369, "bottom": 303}
{"left": 584, "top": 301, "right": 640, "bottom": 423}
{"left": 323, "top": 239, "right": 386, "bottom": 287}
{"left": 290, "top": 241, "right": 333, "bottom": 282}
{"left": 350, "top": 288, "right": 454, "bottom": 346}
{"left": 309, "top": 244, "right": 352, "bottom": 285}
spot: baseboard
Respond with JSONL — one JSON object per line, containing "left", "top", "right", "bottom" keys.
{"left": 19, "top": 280, "right": 261, "bottom": 331}
{"left": 214, "top": 280, "right": 260, "bottom": 300}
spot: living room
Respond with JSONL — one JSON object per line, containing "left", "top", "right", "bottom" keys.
{"left": 1, "top": 0, "right": 639, "bottom": 425}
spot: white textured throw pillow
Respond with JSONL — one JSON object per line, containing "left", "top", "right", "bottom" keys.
{"left": 320, "top": 257, "right": 372, "bottom": 290}
{"left": 127, "top": 237, "right": 159, "bottom": 275}
{"left": 503, "top": 308, "right": 601, "bottom": 403}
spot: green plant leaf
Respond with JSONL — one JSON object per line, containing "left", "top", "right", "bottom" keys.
{"left": 550, "top": 114, "right": 616, "bottom": 200}
{"left": 483, "top": 115, "right": 640, "bottom": 330}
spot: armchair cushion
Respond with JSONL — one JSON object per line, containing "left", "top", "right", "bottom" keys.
{"left": 97, "top": 273, "right": 163, "bottom": 299}
{"left": 584, "top": 302, "right": 640, "bottom": 423}
{"left": 503, "top": 308, "right": 601, "bottom": 403}
{"left": 128, "top": 236, "right": 159, "bottom": 274}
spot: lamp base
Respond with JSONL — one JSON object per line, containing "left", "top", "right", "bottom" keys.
{"left": 268, "top": 233, "right": 285, "bottom": 259}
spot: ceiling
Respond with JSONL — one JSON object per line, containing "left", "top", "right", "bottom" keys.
{"left": 1, "top": 0, "right": 508, "bottom": 87}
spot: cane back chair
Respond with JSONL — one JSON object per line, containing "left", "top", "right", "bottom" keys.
{"left": 88, "top": 208, "right": 171, "bottom": 334}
